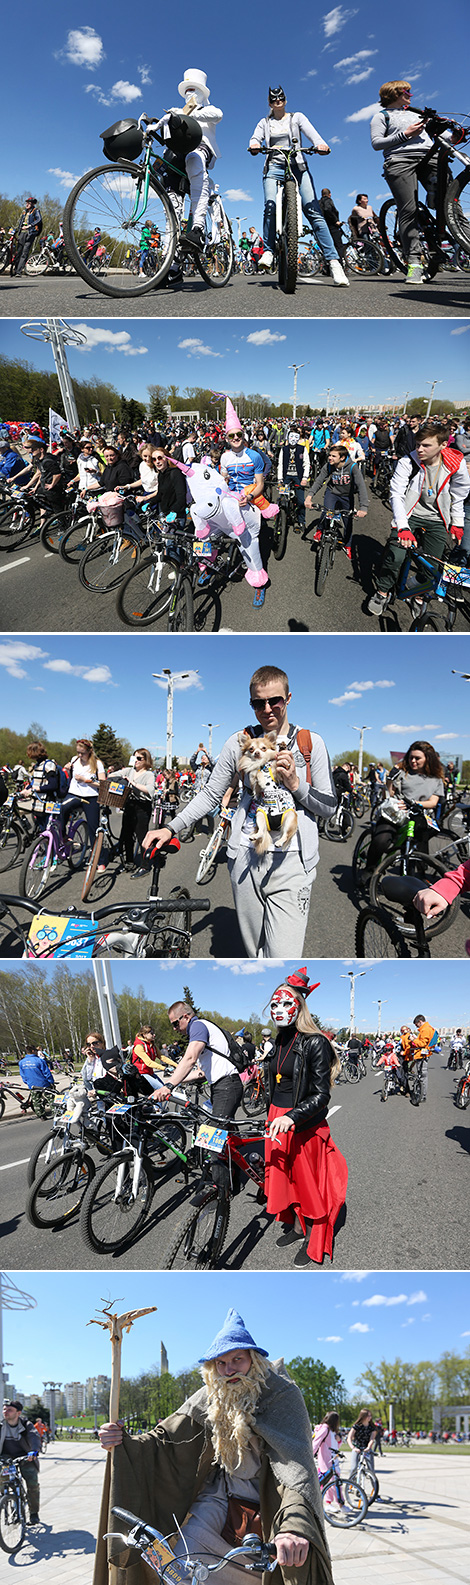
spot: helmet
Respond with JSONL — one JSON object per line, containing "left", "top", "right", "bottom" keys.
{"left": 268, "top": 86, "right": 286, "bottom": 105}
{"left": 93, "top": 227, "right": 101, "bottom": 236}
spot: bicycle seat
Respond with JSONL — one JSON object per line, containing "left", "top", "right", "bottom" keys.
{"left": 380, "top": 873, "right": 426, "bottom": 905}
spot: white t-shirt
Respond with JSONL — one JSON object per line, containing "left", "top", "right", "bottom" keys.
{"left": 78, "top": 455, "right": 101, "bottom": 490}
{"left": 182, "top": 442, "right": 195, "bottom": 464}
{"left": 139, "top": 460, "right": 159, "bottom": 496}
{"left": 68, "top": 756, "right": 105, "bottom": 799}
{"left": 187, "top": 1016, "right": 238, "bottom": 1084}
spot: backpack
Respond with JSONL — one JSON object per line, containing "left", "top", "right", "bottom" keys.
{"left": 243, "top": 726, "right": 313, "bottom": 784}
{"left": 197, "top": 1020, "right": 250, "bottom": 1074}
{"left": 58, "top": 766, "right": 70, "bottom": 797}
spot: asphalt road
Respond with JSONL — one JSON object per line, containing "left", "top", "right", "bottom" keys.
{"left": 1, "top": 270, "right": 468, "bottom": 318}
{"left": 2, "top": 496, "right": 470, "bottom": 635}
{"left": 0, "top": 811, "right": 468, "bottom": 958}
{"left": 1, "top": 1040, "right": 468, "bottom": 1271}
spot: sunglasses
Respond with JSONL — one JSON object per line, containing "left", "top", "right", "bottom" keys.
{"left": 250, "top": 695, "right": 285, "bottom": 710}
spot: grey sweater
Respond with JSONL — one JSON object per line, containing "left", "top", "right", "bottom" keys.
{"left": 370, "top": 107, "right": 434, "bottom": 165}
{"left": 169, "top": 724, "right": 337, "bottom": 874}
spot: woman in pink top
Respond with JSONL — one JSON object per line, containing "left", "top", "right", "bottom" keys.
{"left": 414, "top": 858, "right": 470, "bottom": 917}
{"left": 312, "top": 1411, "right": 342, "bottom": 1504}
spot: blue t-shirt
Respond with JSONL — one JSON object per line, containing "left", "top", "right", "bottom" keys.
{"left": 0, "top": 450, "right": 25, "bottom": 480}
{"left": 220, "top": 447, "right": 265, "bottom": 494}
{"left": 19, "top": 1054, "right": 54, "bottom": 1089}
{"left": 187, "top": 1016, "right": 237, "bottom": 1083}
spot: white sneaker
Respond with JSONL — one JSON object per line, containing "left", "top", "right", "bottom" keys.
{"left": 259, "top": 250, "right": 273, "bottom": 268}
{"left": 330, "top": 259, "right": 350, "bottom": 287}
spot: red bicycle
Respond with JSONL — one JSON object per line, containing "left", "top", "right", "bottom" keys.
{"left": 163, "top": 1100, "right": 266, "bottom": 1269}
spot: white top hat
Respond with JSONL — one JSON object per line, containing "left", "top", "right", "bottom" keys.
{"left": 178, "top": 68, "right": 210, "bottom": 103}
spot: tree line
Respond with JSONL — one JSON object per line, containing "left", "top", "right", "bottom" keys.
{"left": 0, "top": 721, "right": 133, "bottom": 774}
{"left": 0, "top": 354, "right": 124, "bottom": 432}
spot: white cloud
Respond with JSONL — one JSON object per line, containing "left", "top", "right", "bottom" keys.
{"left": 224, "top": 189, "right": 252, "bottom": 202}
{"left": 350, "top": 1323, "right": 371, "bottom": 1333}
{"left": 336, "top": 681, "right": 395, "bottom": 698}
{"left": 329, "top": 691, "right": 362, "bottom": 705}
{"left": 451, "top": 326, "right": 470, "bottom": 336}
{"left": 73, "top": 324, "right": 148, "bottom": 356}
{"left": 363, "top": 1294, "right": 408, "bottom": 1307}
{"left": 48, "top": 167, "right": 80, "bottom": 190}
{"left": 318, "top": 1336, "right": 343, "bottom": 1342}
{"left": 81, "top": 666, "right": 114, "bottom": 684}
{"left": 461, "top": 1330, "right": 470, "bottom": 1337}
{"left": 177, "top": 338, "right": 222, "bottom": 358}
{"left": 381, "top": 723, "right": 440, "bottom": 734}
{"left": 58, "top": 26, "right": 104, "bottom": 69}
{"left": 246, "top": 330, "right": 287, "bottom": 345}
{"left": 352, "top": 1301, "right": 360, "bottom": 1307}
{"left": 330, "top": 136, "right": 341, "bottom": 144}
{"left": 346, "top": 68, "right": 374, "bottom": 84}
{"left": 334, "top": 50, "right": 377, "bottom": 68}
{"left": 138, "top": 64, "right": 152, "bottom": 86}
{"left": 105, "top": 173, "right": 137, "bottom": 195}
{"left": 153, "top": 670, "right": 202, "bottom": 692}
{"left": 42, "top": 660, "right": 113, "bottom": 685}
{"left": 323, "top": 7, "right": 358, "bottom": 39}
{"left": 111, "top": 80, "right": 142, "bottom": 103}
{"left": 0, "top": 640, "right": 48, "bottom": 679}
{"left": 84, "top": 84, "right": 111, "bottom": 106}
{"left": 408, "top": 1290, "right": 427, "bottom": 1305}
{"left": 345, "top": 102, "right": 380, "bottom": 122}
{"left": 306, "top": 70, "right": 318, "bottom": 77}
{"left": 402, "top": 1319, "right": 414, "bottom": 1327}
{"left": 341, "top": 1271, "right": 371, "bottom": 1282}
{"left": 435, "top": 733, "right": 460, "bottom": 741}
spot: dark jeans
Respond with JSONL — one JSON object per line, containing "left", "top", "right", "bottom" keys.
{"left": 368, "top": 811, "right": 429, "bottom": 870}
{"left": 384, "top": 152, "right": 439, "bottom": 261}
{"left": 377, "top": 510, "right": 454, "bottom": 595}
{"left": 209, "top": 1072, "right": 243, "bottom": 1194}
{"left": 119, "top": 799, "right": 152, "bottom": 863}
{"left": 13, "top": 235, "right": 35, "bottom": 274}
{"left": 61, "top": 794, "right": 100, "bottom": 845}
{"left": 323, "top": 488, "right": 352, "bottom": 542}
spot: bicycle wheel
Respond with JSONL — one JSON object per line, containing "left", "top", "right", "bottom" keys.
{"left": 297, "top": 250, "right": 322, "bottom": 279}
{"left": 147, "top": 1117, "right": 188, "bottom": 1166}
{"left": 164, "top": 1186, "right": 230, "bottom": 1269}
{"left": 196, "top": 216, "right": 234, "bottom": 288}
{"left": 0, "top": 1490, "right": 26, "bottom": 1553}
{"left": 357, "top": 1467, "right": 379, "bottom": 1504}
{"left": 40, "top": 511, "right": 71, "bottom": 553}
{"left": 117, "top": 554, "right": 180, "bottom": 627}
{"left": 355, "top": 906, "right": 412, "bottom": 958}
{"left": 322, "top": 1479, "right": 367, "bottom": 1528}
{"left": 352, "top": 829, "right": 373, "bottom": 896}
{"left": 0, "top": 1095, "right": 5, "bottom": 1119}
{"left": 278, "top": 180, "right": 298, "bottom": 294}
{"left": 157, "top": 887, "right": 192, "bottom": 957}
{"left": 59, "top": 516, "right": 96, "bottom": 564}
{"left": 79, "top": 1151, "right": 153, "bottom": 1255}
{"left": 81, "top": 829, "right": 104, "bottom": 902}
{"left": 63, "top": 164, "right": 177, "bottom": 297}
{"left": 455, "top": 1078, "right": 470, "bottom": 1109}
{"left": 19, "top": 834, "right": 53, "bottom": 900}
{"left": 444, "top": 169, "right": 470, "bottom": 256}
{"left": 271, "top": 502, "right": 288, "bottom": 560}
{"left": 379, "top": 199, "right": 406, "bottom": 272}
{"left": 67, "top": 816, "right": 89, "bottom": 872}
{"left": 325, "top": 808, "right": 350, "bottom": 842}
{"left": 413, "top": 607, "right": 456, "bottom": 633}
{"left": 370, "top": 850, "right": 460, "bottom": 938}
{"left": 26, "top": 1129, "right": 67, "bottom": 1186}
{"left": 0, "top": 817, "right": 23, "bottom": 872}
{"left": 241, "top": 1079, "right": 266, "bottom": 1117}
{"left": 345, "top": 1061, "right": 360, "bottom": 1084}
{"left": 26, "top": 1150, "right": 95, "bottom": 1228}
{"left": 0, "top": 503, "right": 37, "bottom": 552}
{"left": 353, "top": 793, "right": 365, "bottom": 819}
{"left": 315, "top": 537, "right": 335, "bottom": 597}
{"left": 196, "top": 828, "right": 223, "bottom": 885}
{"left": 79, "top": 532, "right": 141, "bottom": 593}
{"left": 168, "top": 573, "right": 194, "bottom": 633}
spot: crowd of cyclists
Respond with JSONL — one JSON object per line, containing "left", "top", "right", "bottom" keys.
{"left": 1, "top": 403, "right": 469, "bottom": 622}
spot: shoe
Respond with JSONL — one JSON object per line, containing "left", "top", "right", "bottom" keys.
{"left": 276, "top": 1225, "right": 305, "bottom": 1248}
{"left": 330, "top": 259, "right": 350, "bottom": 287}
{"left": 122, "top": 861, "right": 134, "bottom": 872}
{"left": 293, "top": 1241, "right": 313, "bottom": 1267}
{"left": 253, "top": 586, "right": 266, "bottom": 609}
{"left": 259, "top": 250, "right": 273, "bottom": 268}
{"left": 29, "top": 1514, "right": 40, "bottom": 1526}
{"left": 132, "top": 865, "right": 150, "bottom": 878}
{"left": 184, "top": 226, "right": 205, "bottom": 251}
{"left": 96, "top": 864, "right": 106, "bottom": 873}
{"left": 409, "top": 598, "right": 424, "bottom": 620}
{"left": 368, "top": 590, "right": 388, "bottom": 616}
{"left": 406, "top": 261, "right": 424, "bottom": 283}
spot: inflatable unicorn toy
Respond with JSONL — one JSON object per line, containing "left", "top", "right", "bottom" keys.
{"left": 175, "top": 456, "right": 269, "bottom": 593}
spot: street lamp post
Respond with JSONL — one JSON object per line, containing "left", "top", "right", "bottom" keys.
{"left": 402, "top": 391, "right": 410, "bottom": 415}
{"left": 373, "top": 999, "right": 388, "bottom": 1035}
{"left": 20, "top": 319, "right": 87, "bottom": 431}
{"left": 340, "top": 969, "right": 367, "bottom": 1035}
{"left": 235, "top": 217, "right": 247, "bottom": 244}
{"left": 43, "top": 1381, "right": 61, "bottom": 1441}
{"left": 288, "top": 363, "right": 308, "bottom": 420}
{"left": 0, "top": 1273, "right": 37, "bottom": 1413}
{"left": 425, "top": 379, "right": 443, "bottom": 419}
{"left": 348, "top": 724, "right": 372, "bottom": 779}
{"left": 202, "top": 723, "right": 220, "bottom": 760}
{"left": 153, "top": 668, "right": 196, "bottom": 769}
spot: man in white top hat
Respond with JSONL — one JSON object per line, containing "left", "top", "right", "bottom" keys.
{"left": 158, "top": 68, "right": 223, "bottom": 250}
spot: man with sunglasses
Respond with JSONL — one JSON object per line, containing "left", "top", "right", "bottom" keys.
{"left": 143, "top": 664, "right": 336, "bottom": 956}
{"left": 219, "top": 398, "right": 269, "bottom": 608}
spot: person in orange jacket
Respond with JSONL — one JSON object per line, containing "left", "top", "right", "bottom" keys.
{"left": 410, "top": 1014, "right": 437, "bottom": 1101}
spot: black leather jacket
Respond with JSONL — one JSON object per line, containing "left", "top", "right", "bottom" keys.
{"left": 264, "top": 1031, "right": 332, "bottom": 1131}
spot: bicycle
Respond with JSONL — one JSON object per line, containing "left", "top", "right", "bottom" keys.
{"left": 455, "top": 1059, "right": 470, "bottom": 1109}
{"left": 241, "top": 1060, "right": 266, "bottom": 1118}
{"left": 317, "top": 1461, "right": 368, "bottom": 1528}
{"left": 355, "top": 872, "right": 457, "bottom": 958}
{"left": 195, "top": 809, "right": 232, "bottom": 884}
{"left": 322, "top": 791, "right": 355, "bottom": 843}
{"left": 274, "top": 482, "right": 304, "bottom": 559}
{"left": 104, "top": 1510, "right": 278, "bottom": 1580}
{"left": 63, "top": 115, "right": 233, "bottom": 299}
{"left": 249, "top": 142, "right": 320, "bottom": 294}
{"left": 116, "top": 517, "right": 199, "bottom": 630}
{"left": 0, "top": 872, "right": 210, "bottom": 960}
{"left": 41, "top": 488, "right": 104, "bottom": 556}
{"left": 0, "top": 1456, "right": 34, "bottom": 1553}
{"left": 311, "top": 506, "right": 355, "bottom": 598}
{"left": 0, "top": 487, "right": 38, "bottom": 553}
{"left": 163, "top": 1101, "right": 266, "bottom": 1270}
{"left": 77, "top": 494, "right": 149, "bottom": 593}
{"left": 353, "top": 1450, "right": 379, "bottom": 1505}
{"left": 379, "top": 1057, "right": 402, "bottom": 1102}
{"left": 0, "top": 790, "right": 33, "bottom": 872}
{"left": 81, "top": 776, "right": 129, "bottom": 901}
{"left": 343, "top": 220, "right": 386, "bottom": 276}
{"left": 26, "top": 1087, "right": 111, "bottom": 1185}
{"left": 0, "top": 1077, "right": 55, "bottom": 1122}
{"left": 18, "top": 795, "right": 88, "bottom": 902}
{"left": 79, "top": 1095, "right": 191, "bottom": 1254}
{"left": 379, "top": 105, "right": 470, "bottom": 278}
{"left": 371, "top": 454, "right": 394, "bottom": 504}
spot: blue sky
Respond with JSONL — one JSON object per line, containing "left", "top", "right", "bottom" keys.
{"left": 2, "top": 1, "right": 469, "bottom": 231}
{"left": 5, "top": 1271, "right": 469, "bottom": 1403}
{"left": 2, "top": 632, "right": 470, "bottom": 764}
{"left": 8, "top": 956, "right": 470, "bottom": 1033}
{"left": 2, "top": 318, "right": 470, "bottom": 413}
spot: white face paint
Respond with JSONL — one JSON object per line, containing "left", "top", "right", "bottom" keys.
{"left": 270, "top": 989, "right": 299, "bottom": 1027}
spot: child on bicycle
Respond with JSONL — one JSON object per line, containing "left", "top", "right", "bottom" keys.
{"left": 249, "top": 86, "right": 349, "bottom": 285}
{"left": 305, "top": 443, "right": 368, "bottom": 559}
{"left": 367, "top": 423, "right": 469, "bottom": 616}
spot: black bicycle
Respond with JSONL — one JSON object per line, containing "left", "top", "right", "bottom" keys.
{"left": 379, "top": 105, "right": 470, "bottom": 278}
{"left": 355, "top": 872, "right": 457, "bottom": 959}
{"left": 250, "top": 142, "right": 319, "bottom": 294}
{"left": 0, "top": 1458, "right": 31, "bottom": 1553}
{"left": 0, "top": 790, "right": 33, "bottom": 872}
{"left": 273, "top": 482, "right": 303, "bottom": 558}
{"left": 312, "top": 506, "right": 354, "bottom": 597}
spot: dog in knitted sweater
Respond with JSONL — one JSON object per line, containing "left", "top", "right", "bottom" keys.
{"left": 237, "top": 731, "right": 298, "bottom": 855}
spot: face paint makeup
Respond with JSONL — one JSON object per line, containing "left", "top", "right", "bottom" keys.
{"left": 270, "top": 989, "right": 299, "bottom": 1027}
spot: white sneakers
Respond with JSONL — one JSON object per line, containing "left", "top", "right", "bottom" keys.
{"left": 330, "top": 259, "right": 350, "bottom": 287}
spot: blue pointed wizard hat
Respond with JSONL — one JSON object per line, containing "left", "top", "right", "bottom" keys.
{"left": 199, "top": 1308, "right": 269, "bottom": 1363}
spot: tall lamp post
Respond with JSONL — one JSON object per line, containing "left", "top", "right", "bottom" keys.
{"left": 348, "top": 723, "right": 372, "bottom": 779}
{"left": 153, "top": 668, "right": 197, "bottom": 769}
{"left": 43, "top": 1381, "right": 61, "bottom": 1441}
{"left": 0, "top": 1273, "right": 37, "bottom": 1413}
{"left": 202, "top": 722, "right": 220, "bottom": 760}
{"left": 288, "top": 363, "right": 308, "bottom": 420}
{"left": 340, "top": 969, "right": 367, "bottom": 1035}
{"left": 20, "top": 319, "right": 87, "bottom": 431}
{"left": 425, "top": 379, "right": 442, "bottom": 419}
{"left": 374, "top": 999, "right": 388, "bottom": 1035}
{"left": 235, "top": 216, "right": 246, "bottom": 244}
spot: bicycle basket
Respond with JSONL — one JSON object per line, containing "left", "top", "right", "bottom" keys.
{"left": 99, "top": 777, "right": 129, "bottom": 809}
{"left": 101, "top": 119, "right": 144, "bottom": 162}
{"left": 97, "top": 491, "right": 124, "bottom": 527}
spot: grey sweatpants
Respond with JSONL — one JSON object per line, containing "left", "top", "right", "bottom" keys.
{"left": 227, "top": 844, "right": 315, "bottom": 957}
{"left": 384, "top": 153, "right": 439, "bottom": 260}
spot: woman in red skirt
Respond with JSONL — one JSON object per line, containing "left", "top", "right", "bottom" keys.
{"left": 263, "top": 968, "right": 347, "bottom": 1267}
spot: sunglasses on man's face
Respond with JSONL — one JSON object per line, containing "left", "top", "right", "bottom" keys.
{"left": 250, "top": 695, "right": 285, "bottom": 710}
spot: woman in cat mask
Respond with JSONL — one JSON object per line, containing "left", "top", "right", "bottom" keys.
{"left": 263, "top": 968, "right": 347, "bottom": 1266}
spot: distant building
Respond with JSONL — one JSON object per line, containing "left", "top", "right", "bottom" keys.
{"left": 86, "top": 1374, "right": 111, "bottom": 1409}
{"left": 64, "top": 1381, "right": 86, "bottom": 1415}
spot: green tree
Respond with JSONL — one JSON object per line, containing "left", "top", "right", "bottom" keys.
{"left": 287, "top": 1357, "right": 347, "bottom": 1424}
{"left": 120, "top": 395, "right": 147, "bottom": 429}
{"left": 147, "top": 385, "right": 168, "bottom": 425}
{"left": 183, "top": 985, "right": 202, "bottom": 1017}
{"left": 92, "top": 723, "right": 129, "bottom": 769}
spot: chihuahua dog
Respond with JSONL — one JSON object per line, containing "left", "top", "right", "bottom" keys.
{"left": 237, "top": 731, "right": 298, "bottom": 855}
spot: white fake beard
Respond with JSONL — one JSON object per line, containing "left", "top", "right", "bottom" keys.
{"left": 201, "top": 1354, "right": 269, "bottom": 1474}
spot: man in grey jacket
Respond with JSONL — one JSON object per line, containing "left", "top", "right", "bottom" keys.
{"left": 143, "top": 664, "right": 336, "bottom": 957}
{"left": 0, "top": 1402, "right": 40, "bottom": 1523}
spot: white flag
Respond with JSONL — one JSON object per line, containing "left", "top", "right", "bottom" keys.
{"left": 49, "top": 407, "right": 66, "bottom": 448}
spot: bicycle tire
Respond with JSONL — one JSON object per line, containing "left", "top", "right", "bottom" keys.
{"left": 195, "top": 827, "right": 224, "bottom": 884}
{"left": 19, "top": 833, "right": 53, "bottom": 901}
{"left": 355, "top": 906, "right": 412, "bottom": 959}
{"left": 168, "top": 573, "right": 194, "bottom": 633}
{"left": 241, "top": 1079, "right": 266, "bottom": 1117}
{"left": 0, "top": 504, "right": 37, "bottom": 552}
{"left": 0, "top": 1096, "right": 5, "bottom": 1120}
{"left": 272, "top": 502, "right": 288, "bottom": 560}
{"left": 196, "top": 227, "right": 234, "bottom": 289}
{"left": 79, "top": 532, "right": 142, "bottom": 593}
{"left": 345, "top": 1061, "right": 360, "bottom": 1084}
{"left": 357, "top": 1467, "right": 379, "bottom": 1504}
{"left": 81, "top": 828, "right": 104, "bottom": 902}
{"left": 378, "top": 199, "right": 407, "bottom": 272}
{"left": 455, "top": 1078, "right": 470, "bottom": 1109}
{"left": 322, "top": 1479, "right": 367, "bottom": 1528}
{"left": 63, "top": 164, "right": 177, "bottom": 297}
{"left": 147, "top": 1117, "right": 188, "bottom": 1166}
{"left": 59, "top": 516, "right": 96, "bottom": 564}
{"left": 117, "top": 553, "right": 180, "bottom": 628}
{"left": 351, "top": 829, "right": 373, "bottom": 896}
{"left": 325, "top": 807, "right": 352, "bottom": 843}
{"left": 444, "top": 169, "right": 470, "bottom": 256}
{"left": 315, "top": 537, "right": 335, "bottom": 597}
{"left": 164, "top": 1185, "right": 230, "bottom": 1270}
{"left": 0, "top": 1490, "right": 26, "bottom": 1553}
{"left": 156, "top": 886, "right": 192, "bottom": 957}
{"left": 67, "top": 815, "right": 89, "bottom": 873}
{"left": 278, "top": 179, "right": 298, "bottom": 294}
{"left": 79, "top": 1150, "right": 154, "bottom": 1255}
{"left": 40, "top": 511, "right": 71, "bottom": 553}
{"left": 0, "top": 818, "right": 23, "bottom": 872}
{"left": 26, "top": 1129, "right": 67, "bottom": 1187}
{"left": 26, "top": 1149, "right": 95, "bottom": 1228}
{"left": 369, "top": 849, "right": 460, "bottom": 939}
{"left": 353, "top": 793, "right": 365, "bottom": 818}
{"left": 413, "top": 607, "right": 456, "bottom": 633}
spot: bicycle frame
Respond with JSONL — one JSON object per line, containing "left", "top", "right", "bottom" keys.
{"left": 30, "top": 803, "right": 85, "bottom": 866}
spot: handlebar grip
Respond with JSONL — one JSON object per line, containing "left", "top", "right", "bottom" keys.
{"left": 112, "top": 1507, "right": 147, "bottom": 1529}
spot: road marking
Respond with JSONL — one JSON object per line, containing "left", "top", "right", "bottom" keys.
{"left": 44, "top": 553, "right": 54, "bottom": 558}
{"left": 327, "top": 1105, "right": 341, "bottom": 1118}
{"left": 0, "top": 1156, "right": 31, "bottom": 1171}
{"left": 0, "top": 557, "right": 30, "bottom": 573}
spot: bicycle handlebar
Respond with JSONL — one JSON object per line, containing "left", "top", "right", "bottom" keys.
{"left": 0, "top": 893, "right": 211, "bottom": 921}
{"left": 109, "top": 1508, "right": 277, "bottom": 1572}
{"left": 248, "top": 144, "right": 316, "bottom": 154}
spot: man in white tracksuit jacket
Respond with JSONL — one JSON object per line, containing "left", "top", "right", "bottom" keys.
{"left": 368, "top": 423, "right": 469, "bottom": 615}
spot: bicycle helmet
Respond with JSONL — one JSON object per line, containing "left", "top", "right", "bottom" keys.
{"left": 268, "top": 86, "right": 286, "bottom": 105}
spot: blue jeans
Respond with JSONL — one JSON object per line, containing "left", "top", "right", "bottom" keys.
{"left": 263, "top": 160, "right": 337, "bottom": 261}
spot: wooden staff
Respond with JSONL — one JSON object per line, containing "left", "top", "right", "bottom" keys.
{"left": 88, "top": 1301, "right": 157, "bottom": 1422}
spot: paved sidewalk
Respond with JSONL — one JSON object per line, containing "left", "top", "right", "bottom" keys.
{"left": 9, "top": 1445, "right": 470, "bottom": 1585}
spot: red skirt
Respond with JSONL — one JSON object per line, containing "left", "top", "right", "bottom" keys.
{"left": 265, "top": 1104, "right": 348, "bottom": 1263}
